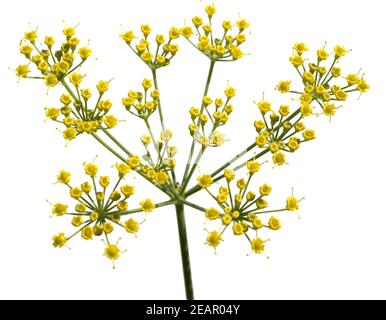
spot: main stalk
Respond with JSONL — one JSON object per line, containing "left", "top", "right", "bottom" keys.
{"left": 175, "top": 202, "right": 194, "bottom": 300}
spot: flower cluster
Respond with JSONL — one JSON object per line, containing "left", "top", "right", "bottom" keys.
{"left": 188, "top": 86, "right": 235, "bottom": 146}
{"left": 16, "top": 5, "right": 369, "bottom": 295}
{"left": 17, "top": 27, "right": 91, "bottom": 86}
{"left": 120, "top": 24, "right": 180, "bottom": 69}
{"left": 181, "top": 4, "right": 248, "bottom": 61}
{"left": 16, "top": 27, "right": 121, "bottom": 141}
{"left": 46, "top": 79, "right": 120, "bottom": 141}
{"left": 253, "top": 43, "right": 369, "bottom": 166}
{"left": 198, "top": 161, "right": 300, "bottom": 254}
{"left": 51, "top": 161, "right": 157, "bottom": 267}
{"left": 122, "top": 78, "right": 159, "bottom": 120}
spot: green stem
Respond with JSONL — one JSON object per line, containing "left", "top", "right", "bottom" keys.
{"left": 181, "top": 146, "right": 205, "bottom": 192}
{"left": 91, "top": 133, "right": 172, "bottom": 196}
{"left": 211, "top": 142, "right": 256, "bottom": 178}
{"left": 91, "top": 133, "right": 127, "bottom": 162}
{"left": 175, "top": 203, "right": 194, "bottom": 300}
{"left": 182, "top": 60, "right": 216, "bottom": 182}
{"left": 102, "top": 129, "right": 133, "bottom": 157}
{"left": 151, "top": 68, "right": 165, "bottom": 131}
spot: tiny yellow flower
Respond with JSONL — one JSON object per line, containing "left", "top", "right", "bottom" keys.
{"left": 192, "top": 16, "right": 203, "bottom": 27}
{"left": 57, "top": 61, "right": 70, "bottom": 73}
{"left": 203, "top": 95, "right": 212, "bottom": 106}
{"left": 75, "top": 203, "right": 86, "bottom": 213}
{"left": 289, "top": 55, "right": 303, "bottom": 67}
{"left": 141, "top": 24, "right": 152, "bottom": 37}
{"left": 233, "top": 222, "right": 244, "bottom": 235}
{"left": 222, "top": 214, "right": 232, "bottom": 225}
{"left": 142, "top": 51, "right": 154, "bottom": 63}
{"left": 117, "top": 201, "right": 128, "bottom": 211}
{"left": 60, "top": 94, "right": 72, "bottom": 106}
{"left": 237, "top": 178, "right": 247, "bottom": 189}
{"left": 45, "top": 107, "right": 60, "bottom": 120}
{"left": 205, "top": 207, "right": 220, "bottom": 220}
{"left": 236, "top": 19, "right": 249, "bottom": 31}
{"left": 16, "top": 64, "right": 30, "bottom": 78}
{"left": 317, "top": 48, "right": 329, "bottom": 60}
{"left": 120, "top": 31, "right": 135, "bottom": 44}
{"left": 104, "top": 244, "right": 121, "bottom": 261}
{"left": 121, "top": 185, "right": 135, "bottom": 197}
{"left": 254, "top": 120, "right": 266, "bottom": 132}
{"left": 335, "top": 90, "right": 348, "bottom": 101}
{"left": 206, "top": 231, "right": 222, "bottom": 248}
{"left": 169, "top": 27, "right": 180, "bottom": 39}
{"left": 52, "top": 203, "right": 68, "bottom": 216}
{"left": 142, "top": 78, "right": 152, "bottom": 90}
{"left": 125, "top": 219, "right": 139, "bottom": 234}
{"left": 70, "top": 187, "right": 83, "bottom": 199}
{"left": 252, "top": 218, "right": 263, "bottom": 229}
{"left": 251, "top": 238, "right": 265, "bottom": 254}
{"left": 302, "top": 129, "right": 316, "bottom": 141}
{"left": 259, "top": 184, "right": 272, "bottom": 196}
{"left": 345, "top": 74, "right": 360, "bottom": 86}
{"left": 52, "top": 233, "right": 67, "bottom": 248}
{"left": 45, "top": 74, "right": 58, "bottom": 87}
{"left": 357, "top": 79, "right": 370, "bottom": 93}
{"left": 99, "top": 176, "right": 110, "bottom": 188}
{"left": 20, "top": 44, "right": 33, "bottom": 56}
{"left": 115, "top": 163, "right": 130, "bottom": 177}
{"left": 78, "top": 47, "right": 92, "bottom": 60}
{"left": 257, "top": 100, "right": 271, "bottom": 113}
{"left": 256, "top": 198, "right": 268, "bottom": 209}
{"left": 120, "top": 31, "right": 135, "bottom": 43}
{"left": 224, "top": 86, "right": 236, "bottom": 99}
{"left": 97, "top": 80, "right": 109, "bottom": 94}
{"left": 230, "top": 46, "right": 243, "bottom": 59}
{"left": 57, "top": 170, "right": 71, "bottom": 184}
{"left": 286, "top": 196, "right": 299, "bottom": 211}
{"left": 334, "top": 45, "right": 346, "bottom": 58}
{"left": 84, "top": 162, "right": 98, "bottom": 177}
{"left": 127, "top": 155, "right": 141, "bottom": 169}
{"left": 205, "top": 4, "right": 216, "bottom": 17}
{"left": 155, "top": 171, "right": 169, "bottom": 185}
{"left": 332, "top": 67, "right": 341, "bottom": 78}
{"left": 279, "top": 105, "right": 290, "bottom": 117}
{"left": 276, "top": 81, "right": 291, "bottom": 93}
{"left": 140, "top": 199, "right": 156, "bottom": 212}
{"left": 81, "top": 88, "right": 92, "bottom": 100}
{"left": 181, "top": 26, "right": 193, "bottom": 38}
{"left": 81, "top": 226, "right": 94, "bottom": 240}
{"left": 255, "top": 134, "right": 267, "bottom": 148}
{"left": 288, "top": 137, "right": 300, "bottom": 152}
{"left": 72, "top": 216, "right": 83, "bottom": 227}
{"left": 69, "top": 73, "right": 83, "bottom": 86}
{"left": 104, "top": 115, "right": 118, "bottom": 129}
{"left": 63, "top": 26, "right": 75, "bottom": 38}
{"left": 197, "top": 174, "right": 213, "bottom": 188}
{"left": 293, "top": 42, "right": 308, "bottom": 55}
{"left": 81, "top": 182, "right": 92, "bottom": 193}
{"left": 25, "top": 30, "right": 38, "bottom": 42}
{"left": 269, "top": 142, "right": 279, "bottom": 153}
{"left": 44, "top": 36, "right": 55, "bottom": 47}
{"left": 103, "top": 222, "right": 114, "bottom": 234}
{"left": 268, "top": 216, "right": 281, "bottom": 230}
{"left": 272, "top": 151, "right": 286, "bottom": 166}
{"left": 323, "top": 103, "right": 336, "bottom": 117}
{"left": 300, "top": 103, "right": 313, "bottom": 117}
{"left": 63, "top": 128, "right": 77, "bottom": 140}
{"left": 224, "top": 169, "right": 235, "bottom": 181}
{"left": 303, "top": 71, "right": 315, "bottom": 83}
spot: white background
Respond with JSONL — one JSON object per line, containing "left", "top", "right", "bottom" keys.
{"left": 0, "top": 0, "right": 385, "bottom": 299}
